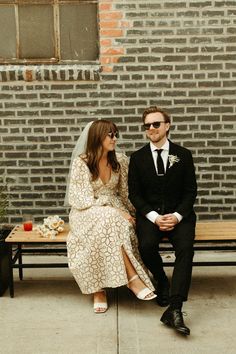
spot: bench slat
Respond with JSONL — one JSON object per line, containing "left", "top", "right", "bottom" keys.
{"left": 195, "top": 221, "right": 236, "bottom": 241}
{"left": 5, "top": 221, "right": 236, "bottom": 243}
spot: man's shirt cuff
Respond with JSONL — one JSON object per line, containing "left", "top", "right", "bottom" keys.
{"left": 146, "top": 211, "right": 183, "bottom": 224}
{"left": 173, "top": 212, "right": 183, "bottom": 222}
{"left": 146, "top": 211, "right": 159, "bottom": 223}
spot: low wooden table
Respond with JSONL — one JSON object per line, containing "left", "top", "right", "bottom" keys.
{"left": 5, "top": 224, "right": 70, "bottom": 298}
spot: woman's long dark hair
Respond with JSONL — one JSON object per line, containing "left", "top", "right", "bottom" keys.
{"left": 83, "top": 120, "right": 120, "bottom": 180}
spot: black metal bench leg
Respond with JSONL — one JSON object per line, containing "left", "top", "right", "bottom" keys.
{"left": 7, "top": 244, "right": 14, "bottom": 298}
{"left": 18, "top": 244, "right": 23, "bottom": 280}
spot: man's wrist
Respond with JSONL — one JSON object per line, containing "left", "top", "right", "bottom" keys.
{"left": 173, "top": 212, "right": 183, "bottom": 223}
{"left": 146, "top": 211, "right": 160, "bottom": 224}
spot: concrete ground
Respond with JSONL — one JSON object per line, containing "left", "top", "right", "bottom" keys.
{"left": 1, "top": 253, "right": 236, "bottom": 354}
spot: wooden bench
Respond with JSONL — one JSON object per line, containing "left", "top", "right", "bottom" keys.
{"left": 5, "top": 221, "right": 236, "bottom": 297}
{"left": 161, "top": 221, "right": 236, "bottom": 266}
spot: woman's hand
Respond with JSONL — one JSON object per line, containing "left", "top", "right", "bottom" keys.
{"left": 118, "top": 210, "right": 136, "bottom": 226}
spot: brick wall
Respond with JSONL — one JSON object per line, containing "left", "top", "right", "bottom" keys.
{"left": 0, "top": 0, "right": 236, "bottom": 225}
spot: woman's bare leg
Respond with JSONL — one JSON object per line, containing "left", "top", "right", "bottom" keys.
{"left": 93, "top": 290, "right": 107, "bottom": 313}
{"left": 94, "top": 291, "right": 107, "bottom": 303}
{"left": 121, "top": 247, "right": 154, "bottom": 297}
{"left": 122, "top": 247, "right": 138, "bottom": 279}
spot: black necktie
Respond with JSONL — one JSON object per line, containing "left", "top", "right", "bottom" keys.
{"left": 156, "top": 149, "right": 165, "bottom": 176}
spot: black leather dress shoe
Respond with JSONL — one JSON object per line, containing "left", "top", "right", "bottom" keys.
{"left": 160, "top": 307, "right": 190, "bottom": 335}
{"left": 156, "top": 281, "right": 170, "bottom": 307}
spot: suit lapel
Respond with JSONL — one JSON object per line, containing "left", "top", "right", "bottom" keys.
{"left": 142, "top": 144, "right": 157, "bottom": 177}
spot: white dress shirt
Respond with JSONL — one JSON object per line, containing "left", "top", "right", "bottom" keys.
{"left": 146, "top": 140, "right": 183, "bottom": 224}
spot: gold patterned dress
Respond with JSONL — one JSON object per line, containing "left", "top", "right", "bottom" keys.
{"left": 67, "top": 153, "right": 155, "bottom": 294}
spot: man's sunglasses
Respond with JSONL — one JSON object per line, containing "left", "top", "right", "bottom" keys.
{"left": 107, "top": 131, "right": 119, "bottom": 139}
{"left": 143, "top": 121, "right": 166, "bottom": 130}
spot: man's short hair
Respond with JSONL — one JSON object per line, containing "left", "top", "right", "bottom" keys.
{"left": 142, "top": 106, "right": 171, "bottom": 124}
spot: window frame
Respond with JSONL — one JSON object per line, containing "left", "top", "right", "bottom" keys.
{"left": 0, "top": 0, "right": 99, "bottom": 65}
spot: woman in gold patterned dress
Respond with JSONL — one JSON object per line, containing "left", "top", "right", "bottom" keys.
{"left": 66, "top": 120, "right": 156, "bottom": 313}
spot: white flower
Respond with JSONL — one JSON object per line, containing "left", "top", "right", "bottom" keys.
{"left": 168, "top": 154, "right": 180, "bottom": 168}
{"left": 36, "top": 215, "right": 64, "bottom": 239}
{"left": 46, "top": 230, "right": 57, "bottom": 239}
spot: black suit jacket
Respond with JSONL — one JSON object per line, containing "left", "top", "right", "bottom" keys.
{"left": 128, "top": 140, "right": 197, "bottom": 220}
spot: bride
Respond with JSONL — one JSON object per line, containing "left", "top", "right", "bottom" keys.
{"left": 65, "top": 120, "right": 156, "bottom": 313}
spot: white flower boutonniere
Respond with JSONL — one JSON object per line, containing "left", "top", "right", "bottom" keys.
{"left": 168, "top": 154, "right": 180, "bottom": 168}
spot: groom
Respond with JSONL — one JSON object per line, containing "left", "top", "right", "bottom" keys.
{"left": 128, "top": 106, "right": 197, "bottom": 335}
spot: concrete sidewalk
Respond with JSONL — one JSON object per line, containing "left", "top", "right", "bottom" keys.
{"left": 1, "top": 255, "right": 236, "bottom": 354}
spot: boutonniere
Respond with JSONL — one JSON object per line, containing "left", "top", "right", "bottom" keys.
{"left": 168, "top": 154, "right": 180, "bottom": 168}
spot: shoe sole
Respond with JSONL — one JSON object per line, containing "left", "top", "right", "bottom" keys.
{"left": 94, "top": 309, "right": 108, "bottom": 314}
{"left": 176, "top": 327, "right": 190, "bottom": 336}
{"left": 160, "top": 318, "right": 190, "bottom": 336}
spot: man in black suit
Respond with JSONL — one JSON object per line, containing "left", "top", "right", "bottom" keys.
{"left": 128, "top": 106, "right": 197, "bottom": 335}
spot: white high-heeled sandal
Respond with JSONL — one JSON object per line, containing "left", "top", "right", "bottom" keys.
{"left": 93, "top": 290, "right": 108, "bottom": 314}
{"left": 128, "top": 275, "right": 157, "bottom": 301}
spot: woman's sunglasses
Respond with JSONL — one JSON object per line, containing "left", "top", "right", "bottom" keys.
{"left": 143, "top": 121, "right": 166, "bottom": 130}
{"left": 107, "top": 131, "right": 119, "bottom": 139}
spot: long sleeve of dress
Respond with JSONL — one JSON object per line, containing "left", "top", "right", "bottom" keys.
{"left": 68, "top": 157, "right": 110, "bottom": 210}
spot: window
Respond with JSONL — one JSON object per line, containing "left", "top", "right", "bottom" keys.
{"left": 0, "top": 0, "right": 99, "bottom": 64}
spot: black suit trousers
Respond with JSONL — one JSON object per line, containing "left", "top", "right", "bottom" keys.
{"left": 136, "top": 215, "right": 196, "bottom": 301}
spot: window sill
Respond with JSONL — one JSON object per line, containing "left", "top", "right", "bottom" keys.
{"left": 0, "top": 64, "right": 101, "bottom": 82}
